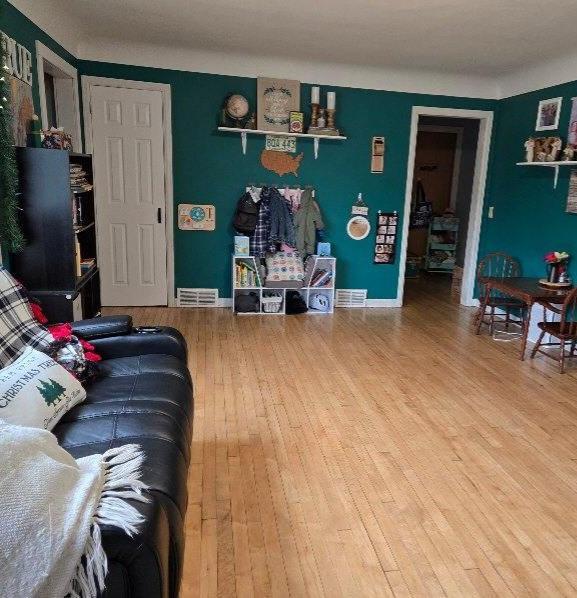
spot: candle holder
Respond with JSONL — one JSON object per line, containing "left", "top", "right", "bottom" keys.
{"left": 310, "top": 103, "right": 320, "bottom": 129}
{"left": 326, "top": 108, "right": 336, "bottom": 130}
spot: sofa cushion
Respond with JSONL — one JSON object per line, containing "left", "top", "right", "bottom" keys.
{"left": 54, "top": 353, "right": 193, "bottom": 518}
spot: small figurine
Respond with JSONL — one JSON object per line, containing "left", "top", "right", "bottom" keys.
{"left": 524, "top": 137, "right": 535, "bottom": 162}
{"left": 536, "top": 151, "right": 547, "bottom": 162}
{"left": 547, "top": 137, "right": 562, "bottom": 162}
{"left": 317, "top": 108, "right": 326, "bottom": 129}
{"left": 562, "top": 145, "right": 575, "bottom": 161}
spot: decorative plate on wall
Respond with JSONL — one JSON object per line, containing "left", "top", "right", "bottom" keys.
{"left": 347, "top": 216, "right": 371, "bottom": 240}
{"left": 257, "top": 78, "right": 300, "bottom": 132}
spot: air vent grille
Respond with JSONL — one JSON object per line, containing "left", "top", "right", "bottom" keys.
{"left": 177, "top": 288, "right": 219, "bottom": 307}
{"left": 335, "top": 289, "right": 367, "bottom": 308}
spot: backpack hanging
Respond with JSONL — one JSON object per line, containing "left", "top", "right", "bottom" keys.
{"left": 233, "top": 192, "right": 260, "bottom": 234}
{"left": 409, "top": 180, "right": 433, "bottom": 229}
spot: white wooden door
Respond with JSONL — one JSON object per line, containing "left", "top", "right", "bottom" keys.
{"left": 90, "top": 85, "right": 167, "bottom": 306}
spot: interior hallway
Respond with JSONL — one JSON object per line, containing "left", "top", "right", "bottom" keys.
{"left": 106, "top": 293, "right": 577, "bottom": 597}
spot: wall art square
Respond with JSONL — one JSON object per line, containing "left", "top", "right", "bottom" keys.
{"left": 10, "top": 76, "right": 34, "bottom": 146}
{"left": 257, "top": 78, "right": 300, "bottom": 132}
{"left": 536, "top": 97, "right": 562, "bottom": 131}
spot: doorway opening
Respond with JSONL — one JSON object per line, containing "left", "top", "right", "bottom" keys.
{"left": 397, "top": 107, "right": 493, "bottom": 307}
{"left": 36, "top": 41, "right": 82, "bottom": 152}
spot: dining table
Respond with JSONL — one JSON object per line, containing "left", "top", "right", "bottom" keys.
{"left": 478, "top": 276, "right": 572, "bottom": 360}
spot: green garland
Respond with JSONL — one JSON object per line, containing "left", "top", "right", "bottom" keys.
{"left": 0, "top": 48, "right": 25, "bottom": 253}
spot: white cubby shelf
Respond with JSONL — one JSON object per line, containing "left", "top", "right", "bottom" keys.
{"left": 232, "top": 255, "right": 336, "bottom": 315}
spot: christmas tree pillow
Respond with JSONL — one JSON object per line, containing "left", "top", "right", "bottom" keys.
{"left": 0, "top": 347, "right": 86, "bottom": 430}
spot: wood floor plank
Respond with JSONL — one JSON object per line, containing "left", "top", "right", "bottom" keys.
{"left": 104, "top": 276, "right": 577, "bottom": 597}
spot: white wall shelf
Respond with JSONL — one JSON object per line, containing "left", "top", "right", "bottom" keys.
{"left": 516, "top": 161, "right": 577, "bottom": 189}
{"left": 217, "top": 126, "right": 347, "bottom": 159}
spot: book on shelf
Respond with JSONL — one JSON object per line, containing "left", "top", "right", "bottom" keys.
{"left": 310, "top": 269, "right": 333, "bottom": 287}
{"left": 74, "top": 239, "right": 82, "bottom": 277}
{"left": 69, "top": 164, "right": 93, "bottom": 193}
{"left": 235, "top": 261, "right": 259, "bottom": 287}
{"left": 80, "top": 258, "right": 96, "bottom": 272}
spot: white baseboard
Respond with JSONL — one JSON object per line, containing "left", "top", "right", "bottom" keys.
{"left": 214, "top": 297, "right": 402, "bottom": 309}
{"left": 365, "top": 298, "right": 403, "bottom": 308}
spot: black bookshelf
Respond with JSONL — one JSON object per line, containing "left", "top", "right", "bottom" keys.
{"left": 12, "top": 147, "right": 101, "bottom": 324}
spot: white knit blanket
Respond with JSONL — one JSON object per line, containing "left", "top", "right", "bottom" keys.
{"left": 0, "top": 420, "right": 149, "bottom": 597}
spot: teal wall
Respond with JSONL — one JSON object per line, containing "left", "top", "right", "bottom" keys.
{"left": 79, "top": 59, "right": 496, "bottom": 298}
{"left": 480, "top": 82, "right": 577, "bottom": 281}
{"left": 14, "top": 0, "right": 577, "bottom": 300}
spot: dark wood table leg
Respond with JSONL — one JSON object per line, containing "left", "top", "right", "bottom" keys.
{"left": 476, "top": 284, "right": 491, "bottom": 335}
{"left": 519, "top": 299, "right": 533, "bottom": 360}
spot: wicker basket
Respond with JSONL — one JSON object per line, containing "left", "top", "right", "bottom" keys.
{"left": 261, "top": 294, "right": 283, "bottom": 313}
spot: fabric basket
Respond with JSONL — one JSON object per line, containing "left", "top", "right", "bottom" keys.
{"left": 261, "top": 294, "right": 283, "bottom": 313}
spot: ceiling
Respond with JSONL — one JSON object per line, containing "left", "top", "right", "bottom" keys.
{"left": 29, "top": 0, "right": 577, "bottom": 76}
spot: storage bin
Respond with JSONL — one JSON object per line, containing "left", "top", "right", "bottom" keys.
{"left": 261, "top": 294, "right": 283, "bottom": 313}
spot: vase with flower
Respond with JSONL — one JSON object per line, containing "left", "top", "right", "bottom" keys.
{"left": 544, "top": 251, "right": 570, "bottom": 284}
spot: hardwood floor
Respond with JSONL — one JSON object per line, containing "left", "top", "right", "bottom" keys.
{"left": 106, "top": 278, "right": 577, "bottom": 597}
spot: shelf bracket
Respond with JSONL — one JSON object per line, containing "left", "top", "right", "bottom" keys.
{"left": 313, "top": 137, "right": 319, "bottom": 160}
{"left": 553, "top": 165, "right": 559, "bottom": 189}
{"left": 241, "top": 131, "right": 247, "bottom": 155}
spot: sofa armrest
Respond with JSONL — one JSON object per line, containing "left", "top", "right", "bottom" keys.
{"left": 71, "top": 316, "right": 133, "bottom": 340}
{"left": 101, "top": 497, "right": 170, "bottom": 598}
{"left": 90, "top": 326, "right": 188, "bottom": 363}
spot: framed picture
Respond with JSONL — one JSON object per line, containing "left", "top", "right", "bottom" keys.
{"left": 289, "top": 111, "right": 304, "bottom": 133}
{"left": 536, "top": 97, "right": 562, "bottom": 131}
{"left": 257, "top": 78, "right": 300, "bottom": 132}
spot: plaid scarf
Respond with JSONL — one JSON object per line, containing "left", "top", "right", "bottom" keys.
{"left": 0, "top": 267, "right": 53, "bottom": 367}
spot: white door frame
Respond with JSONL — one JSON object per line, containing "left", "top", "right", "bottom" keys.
{"left": 81, "top": 76, "right": 175, "bottom": 307}
{"left": 36, "top": 41, "right": 82, "bottom": 152}
{"left": 398, "top": 106, "right": 493, "bottom": 307}
{"left": 417, "top": 124, "right": 464, "bottom": 212}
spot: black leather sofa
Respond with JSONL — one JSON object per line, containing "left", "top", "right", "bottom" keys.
{"left": 52, "top": 315, "right": 193, "bottom": 598}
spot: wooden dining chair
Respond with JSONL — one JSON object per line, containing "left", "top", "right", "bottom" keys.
{"left": 475, "top": 252, "right": 527, "bottom": 335}
{"left": 530, "top": 287, "right": 577, "bottom": 373}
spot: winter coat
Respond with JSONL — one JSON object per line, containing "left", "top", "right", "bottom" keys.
{"left": 264, "top": 187, "right": 296, "bottom": 249}
{"left": 294, "top": 189, "right": 324, "bottom": 255}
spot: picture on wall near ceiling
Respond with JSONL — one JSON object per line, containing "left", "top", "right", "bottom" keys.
{"left": 536, "top": 97, "right": 562, "bottom": 131}
{"left": 257, "top": 78, "right": 300, "bottom": 132}
{"left": 567, "top": 97, "right": 577, "bottom": 148}
{"left": 10, "top": 76, "right": 34, "bottom": 147}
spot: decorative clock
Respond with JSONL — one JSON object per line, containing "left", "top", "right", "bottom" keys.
{"left": 178, "top": 204, "right": 216, "bottom": 231}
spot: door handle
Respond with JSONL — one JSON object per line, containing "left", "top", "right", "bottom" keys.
{"left": 157, "top": 208, "right": 162, "bottom": 224}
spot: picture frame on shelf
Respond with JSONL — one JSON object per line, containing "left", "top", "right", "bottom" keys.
{"left": 257, "top": 77, "right": 300, "bottom": 132}
{"left": 536, "top": 97, "right": 562, "bottom": 131}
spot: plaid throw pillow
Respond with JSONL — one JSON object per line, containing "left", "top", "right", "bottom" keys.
{"left": 0, "top": 267, "right": 53, "bottom": 367}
